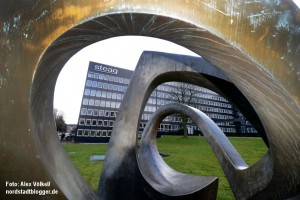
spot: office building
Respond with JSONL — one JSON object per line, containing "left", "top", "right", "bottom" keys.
{"left": 74, "top": 61, "right": 256, "bottom": 143}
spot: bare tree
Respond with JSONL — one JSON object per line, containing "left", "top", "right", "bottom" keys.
{"left": 169, "top": 82, "right": 198, "bottom": 138}
{"left": 53, "top": 109, "right": 67, "bottom": 140}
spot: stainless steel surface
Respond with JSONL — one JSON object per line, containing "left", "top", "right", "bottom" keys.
{"left": 1, "top": 0, "right": 300, "bottom": 199}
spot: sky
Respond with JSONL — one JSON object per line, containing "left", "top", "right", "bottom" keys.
{"left": 53, "top": 36, "right": 199, "bottom": 124}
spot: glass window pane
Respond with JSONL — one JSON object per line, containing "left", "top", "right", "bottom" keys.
{"left": 83, "top": 129, "right": 90, "bottom": 136}
{"left": 89, "top": 99, "right": 94, "bottom": 106}
{"left": 85, "top": 119, "right": 91, "bottom": 126}
{"left": 90, "top": 130, "right": 96, "bottom": 137}
{"left": 86, "top": 80, "right": 92, "bottom": 86}
{"left": 87, "top": 109, "right": 93, "bottom": 116}
{"left": 80, "top": 108, "right": 87, "bottom": 115}
{"left": 95, "top": 100, "right": 100, "bottom": 106}
{"left": 100, "top": 101, "right": 105, "bottom": 107}
{"left": 79, "top": 118, "right": 85, "bottom": 125}
{"left": 94, "top": 73, "right": 99, "bottom": 79}
{"left": 90, "top": 90, "right": 96, "bottom": 96}
{"left": 83, "top": 98, "right": 89, "bottom": 105}
{"left": 93, "top": 109, "right": 98, "bottom": 116}
{"left": 96, "top": 91, "right": 101, "bottom": 97}
{"left": 103, "top": 83, "right": 108, "bottom": 89}
{"left": 96, "top": 130, "right": 102, "bottom": 137}
{"left": 77, "top": 129, "right": 83, "bottom": 136}
{"left": 84, "top": 89, "right": 90, "bottom": 96}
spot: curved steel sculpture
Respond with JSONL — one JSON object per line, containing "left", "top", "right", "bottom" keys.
{"left": 1, "top": 0, "right": 300, "bottom": 199}
{"left": 138, "top": 103, "right": 245, "bottom": 198}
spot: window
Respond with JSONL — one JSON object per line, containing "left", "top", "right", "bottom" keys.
{"left": 97, "top": 120, "right": 103, "bottom": 126}
{"left": 117, "top": 94, "right": 122, "bottom": 100}
{"left": 90, "top": 130, "right": 96, "bottom": 137}
{"left": 109, "top": 76, "right": 114, "bottom": 81}
{"left": 94, "top": 73, "right": 99, "bottom": 79}
{"left": 108, "top": 130, "right": 112, "bottom": 137}
{"left": 103, "top": 83, "right": 108, "bottom": 89}
{"left": 102, "top": 91, "right": 107, "bottom": 98}
{"left": 113, "top": 85, "right": 118, "bottom": 91}
{"left": 99, "top": 110, "right": 104, "bottom": 116}
{"left": 92, "top": 81, "right": 97, "bottom": 87}
{"left": 100, "top": 100, "right": 105, "bottom": 107}
{"left": 90, "top": 90, "right": 96, "bottom": 96}
{"left": 83, "top": 98, "right": 89, "bottom": 105}
{"left": 111, "top": 102, "right": 116, "bottom": 108}
{"left": 80, "top": 108, "right": 87, "bottom": 115}
{"left": 116, "top": 102, "right": 120, "bottom": 108}
{"left": 96, "top": 91, "right": 101, "bottom": 97}
{"left": 104, "top": 75, "right": 109, "bottom": 81}
{"left": 108, "top": 84, "right": 113, "bottom": 90}
{"left": 84, "top": 89, "right": 91, "bottom": 96}
{"left": 103, "top": 120, "right": 108, "bottom": 127}
{"left": 119, "top": 77, "right": 123, "bottom": 83}
{"left": 118, "top": 85, "right": 122, "bottom": 91}
{"left": 88, "top": 72, "right": 93, "bottom": 78}
{"left": 77, "top": 129, "right": 83, "bottom": 136}
{"left": 102, "top": 130, "right": 107, "bottom": 137}
{"left": 109, "top": 120, "right": 114, "bottom": 127}
{"left": 88, "top": 99, "right": 94, "bottom": 106}
{"left": 160, "top": 124, "right": 164, "bottom": 130}
{"left": 99, "top": 74, "right": 104, "bottom": 80}
{"left": 110, "top": 111, "right": 115, "bottom": 117}
{"left": 112, "top": 93, "right": 117, "bottom": 99}
{"left": 79, "top": 118, "right": 85, "bottom": 125}
{"left": 97, "top": 82, "right": 103, "bottom": 88}
{"left": 93, "top": 109, "right": 98, "bottom": 116}
{"left": 105, "top": 101, "right": 110, "bottom": 108}
{"left": 92, "top": 119, "right": 97, "bottom": 126}
{"left": 85, "top": 119, "right": 91, "bottom": 126}
{"left": 83, "top": 129, "right": 90, "bottom": 137}
{"left": 107, "top": 92, "right": 112, "bottom": 99}
{"left": 95, "top": 100, "right": 100, "bottom": 106}
{"left": 114, "top": 76, "right": 119, "bottom": 82}
{"left": 96, "top": 130, "right": 102, "bottom": 137}
{"left": 105, "top": 111, "right": 110, "bottom": 117}
{"left": 87, "top": 109, "right": 93, "bottom": 116}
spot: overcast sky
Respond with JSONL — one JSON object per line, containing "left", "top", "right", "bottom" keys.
{"left": 53, "top": 36, "right": 199, "bottom": 124}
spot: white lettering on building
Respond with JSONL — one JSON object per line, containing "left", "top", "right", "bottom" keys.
{"left": 94, "top": 65, "right": 118, "bottom": 74}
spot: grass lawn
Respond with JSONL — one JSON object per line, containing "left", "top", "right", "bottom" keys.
{"left": 63, "top": 136, "right": 267, "bottom": 200}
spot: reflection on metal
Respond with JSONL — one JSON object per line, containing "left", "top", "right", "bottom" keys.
{"left": 138, "top": 103, "right": 242, "bottom": 198}
{"left": 1, "top": 0, "right": 300, "bottom": 199}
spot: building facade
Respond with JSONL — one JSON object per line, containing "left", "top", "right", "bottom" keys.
{"left": 74, "top": 61, "right": 256, "bottom": 143}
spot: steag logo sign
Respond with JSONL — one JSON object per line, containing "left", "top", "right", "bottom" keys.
{"left": 94, "top": 65, "right": 118, "bottom": 74}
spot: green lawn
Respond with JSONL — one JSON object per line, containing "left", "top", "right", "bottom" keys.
{"left": 63, "top": 136, "right": 267, "bottom": 200}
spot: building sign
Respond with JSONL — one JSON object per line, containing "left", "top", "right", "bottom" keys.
{"left": 94, "top": 64, "right": 118, "bottom": 74}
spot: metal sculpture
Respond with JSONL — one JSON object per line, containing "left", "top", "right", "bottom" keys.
{"left": 1, "top": 0, "right": 300, "bottom": 199}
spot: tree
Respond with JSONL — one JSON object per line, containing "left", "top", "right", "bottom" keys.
{"left": 169, "top": 82, "right": 198, "bottom": 138}
{"left": 53, "top": 109, "right": 67, "bottom": 139}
